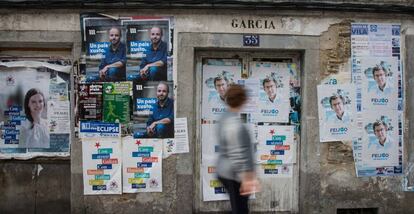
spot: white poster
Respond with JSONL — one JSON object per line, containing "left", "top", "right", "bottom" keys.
{"left": 351, "top": 23, "right": 403, "bottom": 176}
{"left": 257, "top": 125, "right": 295, "bottom": 164}
{"left": 250, "top": 62, "right": 290, "bottom": 123}
{"left": 0, "top": 61, "right": 72, "bottom": 159}
{"left": 239, "top": 78, "right": 260, "bottom": 114}
{"left": 173, "top": 117, "right": 189, "bottom": 153}
{"left": 317, "top": 84, "right": 357, "bottom": 142}
{"left": 361, "top": 112, "right": 399, "bottom": 167}
{"left": 47, "top": 101, "right": 70, "bottom": 134}
{"left": 201, "top": 123, "right": 220, "bottom": 162}
{"left": 122, "top": 137, "right": 162, "bottom": 193}
{"left": 82, "top": 137, "right": 122, "bottom": 195}
{"left": 202, "top": 59, "right": 241, "bottom": 121}
{"left": 358, "top": 57, "right": 398, "bottom": 111}
{"left": 201, "top": 159, "right": 229, "bottom": 201}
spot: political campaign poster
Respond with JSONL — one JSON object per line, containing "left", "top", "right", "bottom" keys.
{"left": 78, "top": 83, "right": 103, "bottom": 121}
{"left": 132, "top": 81, "right": 174, "bottom": 139}
{"left": 257, "top": 125, "right": 295, "bottom": 167}
{"left": 317, "top": 84, "right": 357, "bottom": 142}
{"left": 201, "top": 159, "right": 229, "bottom": 201}
{"left": 202, "top": 59, "right": 242, "bottom": 122}
{"left": 361, "top": 113, "right": 399, "bottom": 167}
{"left": 102, "top": 82, "right": 132, "bottom": 123}
{"left": 0, "top": 60, "right": 71, "bottom": 159}
{"left": 201, "top": 123, "right": 220, "bottom": 162}
{"left": 351, "top": 23, "right": 403, "bottom": 176}
{"left": 249, "top": 62, "right": 291, "bottom": 123}
{"left": 82, "top": 137, "right": 122, "bottom": 195}
{"left": 123, "top": 18, "right": 173, "bottom": 82}
{"left": 122, "top": 136, "right": 162, "bottom": 193}
{"left": 358, "top": 57, "right": 398, "bottom": 111}
{"left": 79, "top": 121, "right": 121, "bottom": 138}
{"left": 80, "top": 14, "right": 173, "bottom": 83}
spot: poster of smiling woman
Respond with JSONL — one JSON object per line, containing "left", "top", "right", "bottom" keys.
{"left": 317, "top": 84, "right": 357, "bottom": 142}
{"left": 0, "top": 60, "right": 71, "bottom": 159}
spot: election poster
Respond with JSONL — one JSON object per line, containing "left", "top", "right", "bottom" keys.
{"left": 102, "top": 82, "right": 132, "bottom": 123}
{"left": 202, "top": 58, "right": 242, "bottom": 122}
{"left": 361, "top": 113, "right": 399, "bottom": 167}
{"left": 82, "top": 137, "right": 122, "bottom": 195}
{"left": 358, "top": 57, "right": 398, "bottom": 111}
{"left": 250, "top": 62, "right": 291, "bottom": 123}
{"left": 122, "top": 137, "right": 162, "bottom": 193}
{"left": 123, "top": 18, "right": 173, "bottom": 82}
{"left": 351, "top": 23, "right": 403, "bottom": 176}
{"left": 0, "top": 60, "right": 71, "bottom": 159}
{"left": 256, "top": 125, "right": 295, "bottom": 177}
{"left": 80, "top": 14, "right": 173, "bottom": 83}
{"left": 201, "top": 159, "right": 229, "bottom": 201}
{"left": 78, "top": 83, "right": 103, "bottom": 121}
{"left": 317, "top": 84, "right": 357, "bottom": 142}
{"left": 132, "top": 81, "right": 174, "bottom": 139}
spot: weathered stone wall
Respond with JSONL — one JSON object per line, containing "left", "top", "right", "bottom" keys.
{"left": 0, "top": 7, "right": 413, "bottom": 214}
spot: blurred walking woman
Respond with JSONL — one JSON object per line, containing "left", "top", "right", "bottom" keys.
{"left": 19, "top": 88, "right": 50, "bottom": 148}
{"left": 216, "top": 84, "right": 259, "bottom": 214}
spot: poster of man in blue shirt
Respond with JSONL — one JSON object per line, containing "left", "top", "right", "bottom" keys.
{"left": 327, "top": 94, "right": 350, "bottom": 123}
{"left": 372, "top": 120, "right": 393, "bottom": 150}
{"left": 129, "top": 27, "right": 168, "bottom": 81}
{"left": 371, "top": 64, "right": 392, "bottom": 94}
{"left": 98, "top": 26, "right": 127, "bottom": 82}
{"left": 145, "top": 82, "right": 174, "bottom": 138}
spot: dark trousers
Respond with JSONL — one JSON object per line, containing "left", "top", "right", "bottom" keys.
{"left": 218, "top": 176, "right": 249, "bottom": 214}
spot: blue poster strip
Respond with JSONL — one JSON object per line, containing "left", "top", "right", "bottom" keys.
{"left": 266, "top": 140, "right": 283, "bottom": 145}
{"left": 92, "top": 185, "right": 107, "bottom": 190}
{"left": 137, "top": 162, "right": 152, "bottom": 168}
{"left": 97, "top": 164, "right": 112, "bottom": 169}
{"left": 132, "top": 152, "right": 151, "bottom": 157}
{"left": 214, "top": 187, "right": 226, "bottom": 194}
{"left": 92, "top": 154, "right": 110, "bottom": 159}
{"left": 132, "top": 183, "right": 146, "bottom": 189}
{"left": 4, "top": 139, "right": 19, "bottom": 144}
{"left": 264, "top": 169, "right": 279, "bottom": 174}
{"left": 270, "top": 150, "right": 285, "bottom": 155}
{"left": 79, "top": 121, "right": 120, "bottom": 138}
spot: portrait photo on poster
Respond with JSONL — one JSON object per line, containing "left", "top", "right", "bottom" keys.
{"left": 124, "top": 19, "right": 172, "bottom": 82}
{"left": 361, "top": 112, "right": 399, "bottom": 167}
{"left": 317, "top": 83, "right": 357, "bottom": 142}
{"left": 358, "top": 57, "right": 399, "bottom": 110}
{"left": 81, "top": 14, "right": 128, "bottom": 82}
{"left": 132, "top": 81, "right": 174, "bottom": 139}
{"left": 201, "top": 59, "right": 242, "bottom": 122}
{"left": 250, "top": 62, "right": 290, "bottom": 123}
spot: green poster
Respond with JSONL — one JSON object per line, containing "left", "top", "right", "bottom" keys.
{"left": 103, "top": 82, "right": 132, "bottom": 123}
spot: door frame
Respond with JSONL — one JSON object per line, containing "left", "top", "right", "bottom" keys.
{"left": 175, "top": 32, "right": 320, "bottom": 213}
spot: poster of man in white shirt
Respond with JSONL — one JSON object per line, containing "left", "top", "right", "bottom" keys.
{"left": 362, "top": 114, "right": 399, "bottom": 167}
{"left": 360, "top": 58, "right": 398, "bottom": 111}
{"left": 317, "top": 84, "right": 356, "bottom": 142}
{"left": 250, "top": 62, "right": 290, "bottom": 123}
{"left": 201, "top": 59, "right": 241, "bottom": 122}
